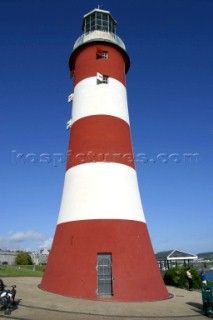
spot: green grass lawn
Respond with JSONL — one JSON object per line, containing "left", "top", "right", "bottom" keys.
{"left": 0, "top": 265, "right": 45, "bottom": 277}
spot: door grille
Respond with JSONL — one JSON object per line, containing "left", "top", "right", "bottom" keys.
{"left": 97, "top": 253, "right": 113, "bottom": 296}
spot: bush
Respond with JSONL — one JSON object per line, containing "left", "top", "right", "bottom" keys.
{"left": 15, "top": 252, "right": 33, "bottom": 265}
{"left": 164, "top": 266, "right": 202, "bottom": 289}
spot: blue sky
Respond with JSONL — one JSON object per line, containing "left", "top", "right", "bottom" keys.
{"left": 0, "top": 0, "right": 212, "bottom": 254}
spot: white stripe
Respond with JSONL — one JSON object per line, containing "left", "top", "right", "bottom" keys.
{"left": 57, "top": 163, "right": 145, "bottom": 224}
{"left": 72, "top": 77, "right": 130, "bottom": 124}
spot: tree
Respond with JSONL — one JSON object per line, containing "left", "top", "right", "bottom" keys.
{"left": 15, "top": 252, "right": 33, "bottom": 265}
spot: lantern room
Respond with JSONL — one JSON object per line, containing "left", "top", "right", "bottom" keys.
{"left": 82, "top": 8, "right": 117, "bottom": 34}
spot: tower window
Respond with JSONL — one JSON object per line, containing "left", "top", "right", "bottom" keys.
{"left": 102, "top": 51, "right": 108, "bottom": 59}
{"left": 96, "top": 49, "right": 108, "bottom": 59}
{"left": 97, "top": 72, "right": 109, "bottom": 84}
{"left": 102, "top": 75, "right": 108, "bottom": 83}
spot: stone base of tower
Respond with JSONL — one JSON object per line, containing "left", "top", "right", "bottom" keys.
{"left": 40, "top": 219, "right": 169, "bottom": 301}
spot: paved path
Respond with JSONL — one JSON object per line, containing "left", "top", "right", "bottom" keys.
{"left": 0, "top": 277, "right": 208, "bottom": 320}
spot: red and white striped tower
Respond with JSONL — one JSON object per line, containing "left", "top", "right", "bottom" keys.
{"left": 41, "top": 8, "right": 169, "bottom": 301}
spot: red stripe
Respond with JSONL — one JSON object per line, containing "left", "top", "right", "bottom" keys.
{"left": 69, "top": 43, "right": 129, "bottom": 87}
{"left": 66, "top": 115, "right": 135, "bottom": 170}
{"left": 41, "top": 219, "right": 169, "bottom": 301}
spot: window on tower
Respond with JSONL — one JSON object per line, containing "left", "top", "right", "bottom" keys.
{"left": 102, "top": 75, "right": 108, "bottom": 84}
{"left": 96, "top": 49, "right": 108, "bottom": 59}
{"left": 96, "top": 72, "right": 109, "bottom": 84}
{"left": 102, "top": 51, "right": 108, "bottom": 59}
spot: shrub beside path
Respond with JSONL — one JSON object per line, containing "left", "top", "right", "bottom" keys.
{"left": 0, "top": 277, "right": 208, "bottom": 320}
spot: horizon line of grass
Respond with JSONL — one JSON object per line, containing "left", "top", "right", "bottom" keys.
{"left": 0, "top": 265, "right": 45, "bottom": 277}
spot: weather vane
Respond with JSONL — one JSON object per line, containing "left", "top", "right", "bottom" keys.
{"left": 97, "top": 4, "right": 103, "bottom": 9}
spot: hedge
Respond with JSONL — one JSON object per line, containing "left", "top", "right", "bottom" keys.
{"left": 163, "top": 266, "right": 202, "bottom": 289}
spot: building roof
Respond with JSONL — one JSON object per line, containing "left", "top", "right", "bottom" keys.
{"left": 156, "top": 249, "right": 198, "bottom": 261}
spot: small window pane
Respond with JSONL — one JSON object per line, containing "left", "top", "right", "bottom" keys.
{"left": 102, "top": 51, "right": 108, "bottom": 59}
{"left": 102, "top": 75, "right": 108, "bottom": 84}
{"left": 97, "top": 13, "right": 102, "bottom": 19}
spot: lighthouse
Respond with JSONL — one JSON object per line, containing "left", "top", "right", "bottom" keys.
{"left": 41, "top": 8, "right": 169, "bottom": 301}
